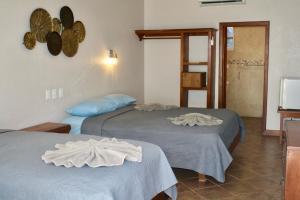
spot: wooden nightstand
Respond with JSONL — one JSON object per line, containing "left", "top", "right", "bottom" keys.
{"left": 21, "top": 122, "right": 71, "bottom": 134}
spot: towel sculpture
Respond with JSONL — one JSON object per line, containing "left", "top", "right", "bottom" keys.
{"left": 168, "top": 113, "right": 223, "bottom": 127}
{"left": 135, "top": 103, "right": 178, "bottom": 112}
{"left": 42, "top": 138, "right": 142, "bottom": 168}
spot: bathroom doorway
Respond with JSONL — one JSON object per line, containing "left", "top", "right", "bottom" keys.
{"left": 219, "top": 21, "right": 270, "bottom": 132}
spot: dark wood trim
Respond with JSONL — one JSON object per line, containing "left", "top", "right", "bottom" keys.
{"left": 209, "top": 30, "right": 216, "bottom": 108}
{"left": 219, "top": 21, "right": 270, "bottom": 27}
{"left": 218, "top": 23, "right": 227, "bottom": 108}
{"left": 218, "top": 21, "right": 270, "bottom": 132}
{"left": 180, "top": 34, "right": 189, "bottom": 107}
{"left": 263, "top": 22, "right": 270, "bottom": 133}
{"left": 263, "top": 130, "right": 281, "bottom": 137}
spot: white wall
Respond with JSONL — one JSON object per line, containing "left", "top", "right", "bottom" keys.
{"left": 144, "top": 40, "right": 180, "bottom": 105}
{"left": 144, "top": 36, "right": 209, "bottom": 108}
{"left": 0, "top": 0, "right": 144, "bottom": 129}
{"left": 144, "top": 0, "right": 300, "bottom": 130}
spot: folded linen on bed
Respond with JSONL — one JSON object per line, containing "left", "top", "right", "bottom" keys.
{"left": 42, "top": 138, "right": 142, "bottom": 168}
{"left": 168, "top": 113, "right": 223, "bottom": 126}
{"left": 135, "top": 103, "right": 178, "bottom": 111}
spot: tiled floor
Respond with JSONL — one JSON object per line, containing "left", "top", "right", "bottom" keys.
{"left": 173, "top": 117, "right": 282, "bottom": 200}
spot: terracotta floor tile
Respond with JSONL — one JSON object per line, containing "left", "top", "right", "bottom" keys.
{"left": 242, "top": 176, "right": 280, "bottom": 190}
{"left": 194, "top": 186, "right": 236, "bottom": 200}
{"left": 177, "top": 191, "right": 205, "bottom": 200}
{"left": 182, "top": 177, "right": 217, "bottom": 189}
{"left": 209, "top": 174, "right": 239, "bottom": 185}
{"left": 176, "top": 183, "right": 191, "bottom": 193}
{"left": 227, "top": 168, "right": 259, "bottom": 180}
{"left": 237, "top": 192, "right": 275, "bottom": 200}
{"left": 220, "top": 182, "right": 261, "bottom": 195}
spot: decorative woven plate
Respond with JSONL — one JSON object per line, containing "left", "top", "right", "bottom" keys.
{"left": 61, "top": 29, "right": 78, "bottom": 57}
{"left": 23, "top": 32, "right": 36, "bottom": 50}
{"left": 46, "top": 32, "right": 62, "bottom": 56}
{"left": 72, "top": 21, "right": 85, "bottom": 43}
{"left": 52, "top": 18, "right": 62, "bottom": 34}
{"left": 60, "top": 6, "right": 74, "bottom": 29}
{"left": 30, "top": 8, "right": 52, "bottom": 43}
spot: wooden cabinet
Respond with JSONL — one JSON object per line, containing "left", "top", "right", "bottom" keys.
{"left": 283, "top": 121, "right": 300, "bottom": 200}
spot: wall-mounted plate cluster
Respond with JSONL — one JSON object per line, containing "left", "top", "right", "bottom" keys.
{"left": 23, "top": 6, "right": 86, "bottom": 57}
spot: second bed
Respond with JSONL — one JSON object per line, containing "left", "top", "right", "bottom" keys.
{"left": 65, "top": 105, "right": 244, "bottom": 183}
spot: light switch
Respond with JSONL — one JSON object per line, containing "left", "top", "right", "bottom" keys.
{"left": 45, "top": 90, "right": 51, "bottom": 101}
{"left": 58, "top": 88, "right": 64, "bottom": 98}
{"left": 51, "top": 89, "right": 57, "bottom": 99}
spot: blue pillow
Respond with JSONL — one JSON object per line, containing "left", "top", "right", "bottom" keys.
{"left": 104, "top": 94, "right": 136, "bottom": 109}
{"left": 66, "top": 98, "right": 117, "bottom": 117}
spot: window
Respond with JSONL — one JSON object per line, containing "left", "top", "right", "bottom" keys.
{"left": 227, "top": 27, "right": 234, "bottom": 50}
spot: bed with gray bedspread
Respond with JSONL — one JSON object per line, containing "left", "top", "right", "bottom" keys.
{"left": 0, "top": 131, "right": 177, "bottom": 200}
{"left": 82, "top": 105, "right": 245, "bottom": 183}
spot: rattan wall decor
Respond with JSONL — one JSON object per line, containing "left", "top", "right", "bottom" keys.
{"left": 23, "top": 6, "right": 86, "bottom": 57}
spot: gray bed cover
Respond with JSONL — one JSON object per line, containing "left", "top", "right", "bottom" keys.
{"left": 82, "top": 106, "right": 245, "bottom": 182}
{"left": 0, "top": 131, "right": 177, "bottom": 200}
{"left": 0, "top": 129, "right": 14, "bottom": 134}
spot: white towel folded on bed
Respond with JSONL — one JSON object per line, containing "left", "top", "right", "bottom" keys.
{"left": 168, "top": 113, "right": 223, "bottom": 127}
{"left": 135, "top": 103, "right": 178, "bottom": 111}
{"left": 42, "top": 138, "right": 142, "bottom": 168}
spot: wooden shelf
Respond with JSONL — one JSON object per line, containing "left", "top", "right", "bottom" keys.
{"left": 184, "top": 62, "right": 208, "bottom": 66}
{"left": 135, "top": 28, "right": 217, "bottom": 41}
{"left": 179, "top": 29, "right": 216, "bottom": 108}
{"left": 135, "top": 28, "right": 216, "bottom": 108}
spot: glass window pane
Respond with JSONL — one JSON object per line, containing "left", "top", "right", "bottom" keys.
{"left": 227, "top": 38, "right": 234, "bottom": 50}
{"left": 227, "top": 27, "right": 234, "bottom": 38}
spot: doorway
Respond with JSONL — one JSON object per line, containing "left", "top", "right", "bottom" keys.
{"left": 219, "top": 21, "right": 270, "bottom": 132}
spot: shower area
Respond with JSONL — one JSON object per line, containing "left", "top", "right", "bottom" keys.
{"left": 226, "top": 26, "right": 266, "bottom": 118}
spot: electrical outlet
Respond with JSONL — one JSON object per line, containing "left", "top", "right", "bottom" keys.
{"left": 58, "top": 88, "right": 64, "bottom": 98}
{"left": 45, "top": 90, "right": 51, "bottom": 101}
{"left": 51, "top": 89, "right": 57, "bottom": 99}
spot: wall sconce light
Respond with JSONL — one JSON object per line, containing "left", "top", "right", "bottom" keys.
{"left": 105, "top": 49, "right": 118, "bottom": 65}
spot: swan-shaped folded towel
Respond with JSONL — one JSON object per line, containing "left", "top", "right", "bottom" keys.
{"left": 42, "top": 138, "right": 142, "bottom": 168}
{"left": 135, "top": 103, "right": 178, "bottom": 112}
{"left": 168, "top": 113, "right": 223, "bottom": 127}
